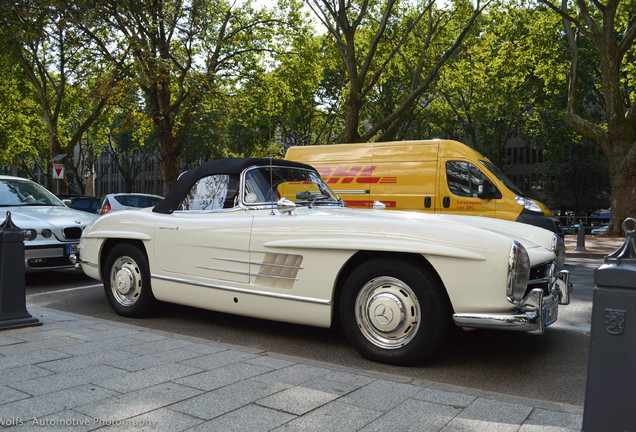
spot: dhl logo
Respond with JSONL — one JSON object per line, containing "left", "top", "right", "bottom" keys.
{"left": 315, "top": 166, "right": 397, "bottom": 185}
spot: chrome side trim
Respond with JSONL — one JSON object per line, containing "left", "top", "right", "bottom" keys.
{"left": 211, "top": 256, "right": 303, "bottom": 270}
{"left": 79, "top": 258, "right": 99, "bottom": 268}
{"left": 194, "top": 265, "right": 299, "bottom": 280}
{"left": 332, "top": 190, "right": 370, "bottom": 195}
{"left": 151, "top": 273, "right": 331, "bottom": 305}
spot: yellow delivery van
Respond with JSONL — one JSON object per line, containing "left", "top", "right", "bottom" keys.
{"left": 285, "top": 139, "right": 562, "bottom": 234}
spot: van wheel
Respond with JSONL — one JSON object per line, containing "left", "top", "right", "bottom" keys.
{"left": 103, "top": 243, "right": 155, "bottom": 317}
{"left": 339, "top": 258, "right": 450, "bottom": 365}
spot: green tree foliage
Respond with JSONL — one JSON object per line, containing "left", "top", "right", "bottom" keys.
{"left": 103, "top": 112, "right": 158, "bottom": 193}
{"left": 0, "top": 0, "right": 119, "bottom": 193}
{"left": 422, "top": 2, "right": 550, "bottom": 163}
{"left": 73, "top": 0, "right": 302, "bottom": 193}
{"left": 537, "top": 0, "right": 636, "bottom": 235}
{"left": 0, "top": 57, "right": 47, "bottom": 176}
{"left": 307, "top": 0, "right": 487, "bottom": 143}
{"left": 180, "top": 1, "right": 323, "bottom": 165}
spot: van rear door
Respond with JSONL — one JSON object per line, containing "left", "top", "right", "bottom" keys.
{"left": 370, "top": 142, "right": 439, "bottom": 212}
{"left": 439, "top": 159, "right": 499, "bottom": 218}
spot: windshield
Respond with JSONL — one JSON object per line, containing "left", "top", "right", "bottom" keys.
{"left": 114, "top": 195, "right": 163, "bottom": 208}
{"left": 478, "top": 160, "right": 523, "bottom": 196}
{"left": 0, "top": 179, "right": 64, "bottom": 207}
{"left": 243, "top": 166, "right": 340, "bottom": 206}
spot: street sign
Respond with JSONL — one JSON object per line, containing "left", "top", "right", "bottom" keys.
{"left": 52, "top": 164, "right": 64, "bottom": 179}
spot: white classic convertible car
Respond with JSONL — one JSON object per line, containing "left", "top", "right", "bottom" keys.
{"left": 78, "top": 158, "right": 571, "bottom": 365}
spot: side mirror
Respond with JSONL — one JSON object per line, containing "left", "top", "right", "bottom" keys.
{"left": 277, "top": 197, "right": 297, "bottom": 215}
{"left": 477, "top": 179, "right": 500, "bottom": 199}
{"left": 373, "top": 200, "right": 387, "bottom": 210}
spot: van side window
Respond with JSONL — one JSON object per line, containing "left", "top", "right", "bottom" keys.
{"left": 179, "top": 175, "right": 240, "bottom": 211}
{"left": 446, "top": 161, "right": 488, "bottom": 198}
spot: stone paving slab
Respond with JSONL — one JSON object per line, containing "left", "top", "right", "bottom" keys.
{"left": 0, "top": 307, "right": 583, "bottom": 431}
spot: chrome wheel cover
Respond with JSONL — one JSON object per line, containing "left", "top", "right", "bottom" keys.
{"left": 355, "top": 276, "right": 421, "bottom": 350}
{"left": 109, "top": 255, "right": 142, "bottom": 307}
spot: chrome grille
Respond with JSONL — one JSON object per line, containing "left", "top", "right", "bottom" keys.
{"left": 527, "top": 260, "right": 556, "bottom": 293}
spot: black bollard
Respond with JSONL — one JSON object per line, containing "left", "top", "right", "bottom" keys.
{"left": 0, "top": 211, "right": 41, "bottom": 330}
{"left": 575, "top": 223, "right": 587, "bottom": 251}
{"left": 582, "top": 218, "right": 636, "bottom": 431}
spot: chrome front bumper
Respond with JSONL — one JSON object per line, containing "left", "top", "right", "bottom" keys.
{"left": 24, "top": 243, "right": 79, "bottom": 272}
{"left": 452, "top": 270, "right": 571, "bottom": 335}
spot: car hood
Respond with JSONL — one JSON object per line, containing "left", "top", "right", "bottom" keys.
{"left": 262, "top": 206, "right": 556, "bottom": 266}
{"left": 1, "top": 205, "right": 97, "bottom": 229}
{"left": 316, "top": 207, "right": 554, "bottom": 248}
{"left": 435, "top": 214, "right": 556, "bottom": 250}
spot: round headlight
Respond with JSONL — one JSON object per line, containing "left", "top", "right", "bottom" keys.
{"left": 23, "top": 229, "right": 37, "bottom": 241}
{"left": 507, "top": 241, "right": 530, "bottom": 303}
{"left": 552, "top": 234, "right": 565, "bottom": 271}
{"left": 41, "top": 229, "right": 52, "bottom": 238}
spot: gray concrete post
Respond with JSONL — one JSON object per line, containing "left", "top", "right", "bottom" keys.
{"left": 582, "top": 218, "right": 636, "bottom": 431}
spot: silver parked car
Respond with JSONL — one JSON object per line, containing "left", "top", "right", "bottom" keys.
{"left": 0, "top": 175, "right": 96, "bottom": 271}
{"left": 99, "top": 193, "right": 163, "bottom": 215}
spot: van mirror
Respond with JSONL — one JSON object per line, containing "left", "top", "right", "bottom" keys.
{"left": 477, "top": 179, "right": 501, "bottom": 199}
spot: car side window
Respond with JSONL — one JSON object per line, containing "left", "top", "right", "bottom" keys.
{"left": 446, "top": 161, "right": 488, "bottom": 198}
{"left": 179, "top": 175, "right": 239, "bottom": 211}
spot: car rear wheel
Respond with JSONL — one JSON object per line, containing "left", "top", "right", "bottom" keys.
{"left": 103, "top": 243, "right": 155, "bottom": 317}
{"left": 339, "top": 258, "right": 450, "bottom": 365}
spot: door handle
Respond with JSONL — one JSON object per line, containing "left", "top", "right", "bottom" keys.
{"left": 443, "top": 196, "right": 450, "bottom": 208}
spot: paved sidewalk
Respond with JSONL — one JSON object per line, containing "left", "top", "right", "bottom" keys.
{"left": 0, "top": 307, "right": 583, "bottom": 431}
{"left": 564, "top": 235, "right": 625, "bottom": 258}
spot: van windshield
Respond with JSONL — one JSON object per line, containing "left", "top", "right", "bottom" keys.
{"left": 478, "top": 160, "right": 523, "bottom": 196}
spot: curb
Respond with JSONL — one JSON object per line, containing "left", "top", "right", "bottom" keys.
{"left": 565, "top": 251, "right": 608, "bottom": 259}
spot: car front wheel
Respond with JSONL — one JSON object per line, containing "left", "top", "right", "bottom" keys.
{"left": 103, "top": 243, "right": 155, "bottom": 317}
{"left": 340, "top": 258, "right": 450, "bottom": 365}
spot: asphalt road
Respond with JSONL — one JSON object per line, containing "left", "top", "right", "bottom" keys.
{"left": 25, "top": 257, "right": 599, "bottom": 407}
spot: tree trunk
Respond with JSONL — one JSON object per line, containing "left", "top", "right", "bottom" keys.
{"left": 153, "top": 111, "right": 179, "bottom": 195}
{"left": 606, "top": 149, "right": 636, "bottom": 237}
{"left": 343, "top": 90, "right": 362, "bottom": 143}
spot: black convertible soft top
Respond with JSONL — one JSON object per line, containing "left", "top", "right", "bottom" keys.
{"left": 153, "top": 157, "right": 317, "bottom": 214}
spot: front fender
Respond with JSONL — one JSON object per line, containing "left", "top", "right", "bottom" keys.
{"left": 263, "top": 238, "right": 487, "bottom": 261}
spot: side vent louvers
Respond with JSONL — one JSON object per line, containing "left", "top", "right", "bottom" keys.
{"left": 255, "top": 253, "right": 303, "bottom": 289}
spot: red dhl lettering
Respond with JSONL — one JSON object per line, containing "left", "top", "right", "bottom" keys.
{"left": 332, "top": 166, "right": 376, "bottom": 177}
{"left": 315, "top": 167, "right": 332, "bottom": 178}
{"left": 316, "top": 166, "right": 397, "bottom": 185}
